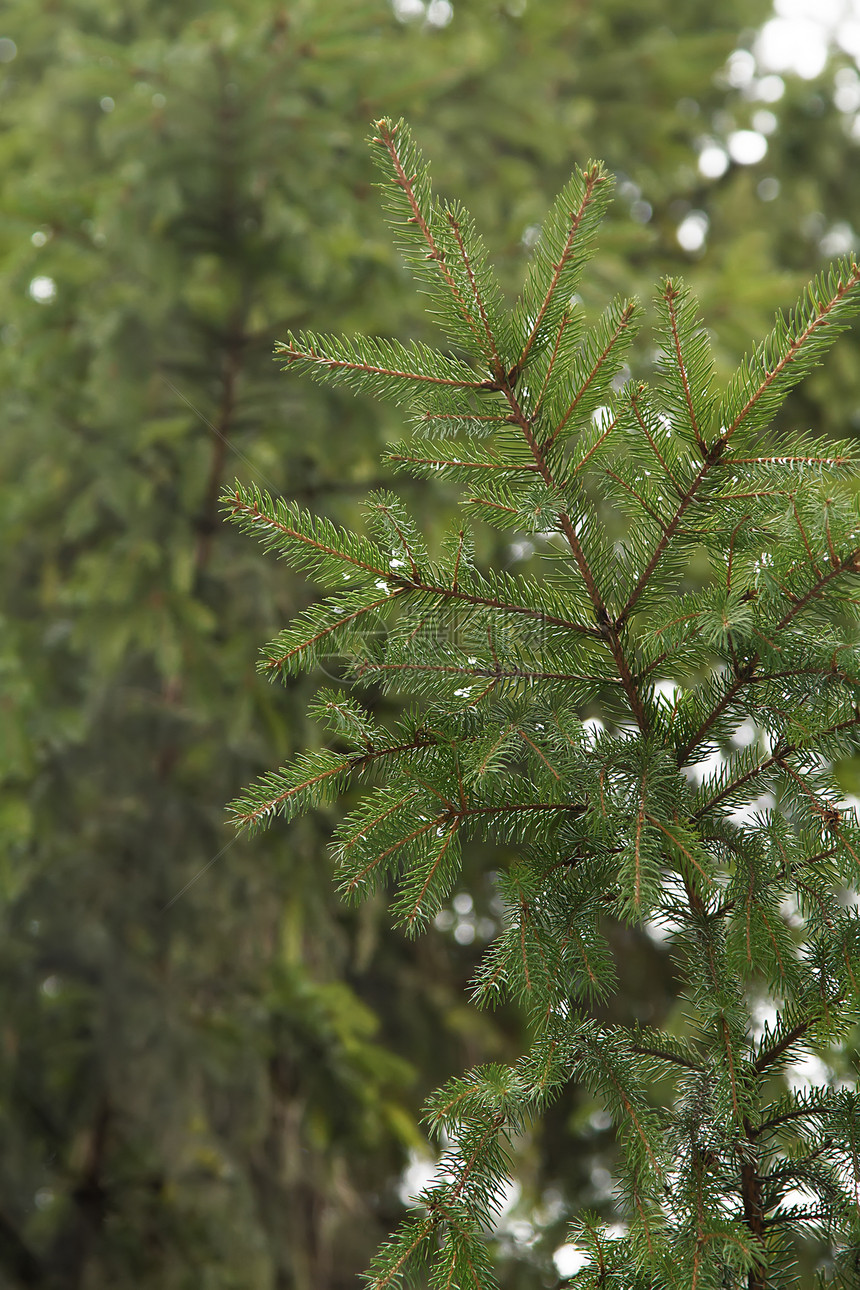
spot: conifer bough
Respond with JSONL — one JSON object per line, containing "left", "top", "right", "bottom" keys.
{"left": 225, "top": 120, "right": 860, "bottom": 1288}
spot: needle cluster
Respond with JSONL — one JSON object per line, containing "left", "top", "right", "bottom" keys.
{"left": 225, "top": 120, "right": 860, "bottom": 1289}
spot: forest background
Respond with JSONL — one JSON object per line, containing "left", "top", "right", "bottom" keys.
{"left": 2, "top": 1, "right": 860, "bottom": 1287}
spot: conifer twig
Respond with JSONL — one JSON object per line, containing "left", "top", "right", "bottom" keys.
{"left": 227, "top": 121, "right": 860, "bottom": 1290}
{"left": 518, "top": 165, "right": 607, "bottom": 371}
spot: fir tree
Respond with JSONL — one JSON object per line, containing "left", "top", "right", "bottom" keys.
{"left": 226, "top": 120, "right": 860, "bottom": 1290}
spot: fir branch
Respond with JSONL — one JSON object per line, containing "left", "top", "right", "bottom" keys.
{"left": 353, "top": 660, "right": 620, "bottom": 687}
{"left": 426, "top": 577, "right": 596, "bottom": 635}
{"left": 623, "top": 266, "right": 860, "bottom": 622}
{"left": 791, "top": 497, "right": 823, "bottom": 578}
{"left": 371, "top": 120, "right": 510, "bottom": 371}
{"left": 517, "top": 727, "right": 561, "bottom": 780}
{"left": 604, "top": 468, "right": 671, "bottom": 533}
{"left": 644, "top": 813, "right": 711, "bottom": 885}
{"left": 693, "top": 742, "right": 789, "bottom": 819}
{"left": 227, "top": 486, "right": 596, "bottom": 634}
{"left": 372, "top": 120, "right": 487, "bottom": 356}
{"left": 545, "top": 298, "right": 638, "bottom": 447}
{"left": 775, "top": 544, "right": 860, "bottom": 632}
{"left": 337, "top": 791, "right": 422, "bottom": 861}
{"left": 498, "top": 379, "right": 650, "bottom": 730}
{"left": 366, "top": 1218, "right": 436, "bottom": 1290}
{"left": 752, "top": 1017, "right": 817, "bottom": 1076}
{"left": 225, "top": 484, "right": 391, "bottom": 581}
{"left": 570, "top": 403, "right": 623, "bottom": 476}
{"left": 720, "top": 1017, "right": 743, "bottom": 1123}
{"left": 628, "top": 384, "right": 685, "bottom": 497}
{"left": 726, "top": 515, "right": 749, "bottom": 591}
{"left": 275, "top": 332, "right": 484, "bottom": 407}
{"left": 444, "top": 205, "right": 503, "bottom": 370}
{"left": 629, "top": 1043, "right": 705, "bottom": 1073}
{"left": 676, "top": 545, "right": 860, "bottom": 765}
{"left": 229, "top": 123, "right": 860, "bottom": 1290}
{"left": 753, "top": 1103, "right": 832, "bottom": 1139}
{"left": 389, "top": 453, "right": 539, "bottom": 473}
{"left": 620, "top": 448, "right": 719, "bottom": 621}
{"left": 230, "top": 731, "right": 439, "bottom": 831}
{"left": 401, "top": 822, "right": 461, "bottom": 929}
{"left": 720, "top": 259, "right": 860, "bottom": 444}
{"left": 260, "top": 591, "right": 404, "bottom": 675}
{"left": 345, "top": 814, "right": 442, "bottom": 896}
{"left": 366, "top": 494, "right": 423, "bottom": 579}
{"left": 658, "top": 278, "right": 714, "bottom": 452}
{"left": 415, "top": 410, "right": 512, "bottom": 435}
{"left": 532, "top": 309, "right": 576, "bottom": 417}
{"left": 230, "top": 753, "right": 350, "bottom": 831}
{"left": 518, "top": 165, "right": 608, "bottom": 369}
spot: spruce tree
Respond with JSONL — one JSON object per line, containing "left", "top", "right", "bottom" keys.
{"left": 228, "top": 121, "right": 860, "bottom": 1290}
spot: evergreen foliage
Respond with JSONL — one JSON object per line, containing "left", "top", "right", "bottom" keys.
{"left": 229, "top": 120, "right": 860, "bottom": 1290}
{"left": 12, "top": 1, "right": 835, "bottom": 1283}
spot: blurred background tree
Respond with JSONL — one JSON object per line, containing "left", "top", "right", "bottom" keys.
{"left": 0, "top": 1, "right": 858, "bottom": 1287}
